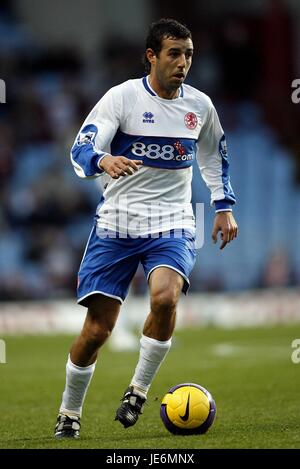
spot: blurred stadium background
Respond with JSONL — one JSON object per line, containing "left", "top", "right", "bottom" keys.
{"left": 1, "top": 0, "right": 300, "bottom": 333}
{"left": 1, "top": 0, "right": 300, "bottom": 449}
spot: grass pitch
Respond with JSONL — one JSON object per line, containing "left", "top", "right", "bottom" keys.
{"left": 0, "top": 324, "right": 299, "bottom": 449}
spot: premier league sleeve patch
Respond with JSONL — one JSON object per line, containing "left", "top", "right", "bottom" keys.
{"left": 76, "top": 124, "right": 98, "bottom": 146}
{"left": 219, "top": 134, "right": 228, "bottom": 159}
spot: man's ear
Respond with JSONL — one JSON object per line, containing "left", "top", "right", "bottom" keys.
{"left": 145, "top": 48, "right": 156, "bottom": 67}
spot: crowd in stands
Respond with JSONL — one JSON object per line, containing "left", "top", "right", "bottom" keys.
{"left": 1, "top": 2, "right": 299, "bottom": 301}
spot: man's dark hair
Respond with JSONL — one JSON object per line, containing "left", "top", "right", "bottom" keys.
{"left": 143, "top": 18, "right": 192, "bottom": 74}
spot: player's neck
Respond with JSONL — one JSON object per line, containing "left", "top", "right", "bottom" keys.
{"left": 148, "top": 75, "right": 179, "bottom": 100}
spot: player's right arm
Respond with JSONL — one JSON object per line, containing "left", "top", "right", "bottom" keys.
{"left": 99, "top": 155, "right": 142, "bottom": 179}
{"left": 70, "top": 85, "right": 142, "bottom": 179}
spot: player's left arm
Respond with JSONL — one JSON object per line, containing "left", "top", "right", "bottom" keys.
{"left": 196, "top": 98, "right": 238, "bottom": 249}
{"left": 212, "top": 210, "right": 238, "bottom": 250}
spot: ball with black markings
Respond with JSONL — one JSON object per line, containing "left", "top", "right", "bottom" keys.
{"left": 160, "top": 383, "right": 216, "bottom": 435}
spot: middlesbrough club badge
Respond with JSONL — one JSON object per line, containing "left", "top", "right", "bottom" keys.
{"left": 184, "top": 112, "right": 198, "bottom": 130}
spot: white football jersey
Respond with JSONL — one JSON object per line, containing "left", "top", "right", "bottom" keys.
{"left": 71, "top": 76, "right": 235, "bottom": 235}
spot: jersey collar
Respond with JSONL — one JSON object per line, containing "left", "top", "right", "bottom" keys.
{"left": 142, "top": 76, "right": 184, "bottom": 99}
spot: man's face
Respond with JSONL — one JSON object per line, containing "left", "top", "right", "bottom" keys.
{"left": 148, "top": 36, "right": 194, "bottom": 92}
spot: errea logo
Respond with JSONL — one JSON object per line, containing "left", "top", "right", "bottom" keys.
{"left": 143, "top": 112, "right": 154, "bottom": 123}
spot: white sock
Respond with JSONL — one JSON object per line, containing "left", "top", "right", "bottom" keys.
{"left": 59, "top": 355, "right": 96, "bottom": 417}
{"left": 130, "top": 334, "right": 172, "bottom": 396}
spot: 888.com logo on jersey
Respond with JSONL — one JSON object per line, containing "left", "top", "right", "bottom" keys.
{"left": 131, "top": 141, "right": 194, "bottom": 162}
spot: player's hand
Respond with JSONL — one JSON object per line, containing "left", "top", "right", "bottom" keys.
{"left": 99, "top": 154, "right": 143, "bottom": 179}
{"left": 212, "top": 211, "right": 238, "bottom": 250}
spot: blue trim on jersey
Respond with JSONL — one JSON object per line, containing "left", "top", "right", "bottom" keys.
{"left": 215, "top": 200, "right": 233, "bottom": 211}
{"left": 71, "top": 124, "right": 105, "bottom": 176}
{"left": 111, "top": 129, "right": 197, "bottom": 169}
{"left": 143, "top": 76, "right": 184, "bottom": 98}
{"left": 218, "top": 134, "right": 236, "bottom": 206}
{"left": 142, "top": 76, "right": 156, "bottom": 96}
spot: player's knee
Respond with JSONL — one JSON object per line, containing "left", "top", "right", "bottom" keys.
{"left": 86, "top": 321, "right": 111, "bottom": 347}
{"left": 151, "top": 289, "right": 178, "bottom": 316}
{"left": 85, "top": 297, "right": 119, "bottom": 347}
{"left": 85, "top": 310, "right": 114, "bottom": 347}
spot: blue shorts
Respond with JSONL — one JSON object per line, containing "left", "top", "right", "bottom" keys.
{"left": 77, "top": 226, "right": 196, "bottom": 306}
